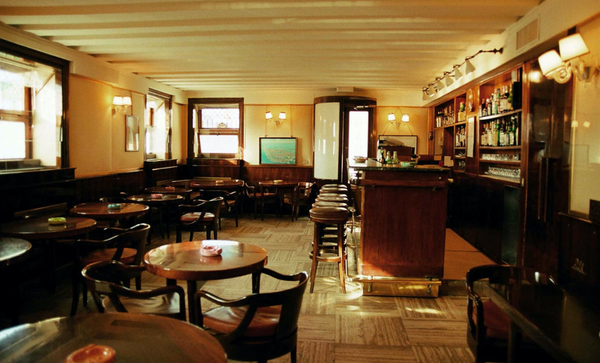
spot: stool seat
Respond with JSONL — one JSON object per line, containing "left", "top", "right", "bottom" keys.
{"left": 312, "top": 201, "right": 348, "bottom": 208}
{"left": 309, "top": 207, "right": 348, "bottom": 223}
{"left": 319, "top": 187, "right": 348, "bottom": 195}
{"left": 322, "top": 184, "right": 347, "bottom": 189}
{"left": 315, "top": 196, "right": 349, "bottom": 203}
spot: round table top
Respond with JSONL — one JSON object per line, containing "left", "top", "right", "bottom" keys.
{"left": 259, "top": 180, "right": 298, "bottom": 188}
{"left": 70, "top": 202, "right": 149, "bottom": 219}
{"left": 0, "top": 217, "right": 97, "bottom": 240}
{"left": 190, "top": 179, "right": 244, "bottom": 189}
{"left": 145, "top": 186, "right": 192, "bottom": 195}
{"left": 0, "top": 237, "right": 32, "bottom": 265}
{"left": 144, "top": 240, "right": 268, "bottom": 281}
{"left": 0, "top": 313, "right": 227, "bottom": 363}
{"left": 127, "top": 194, "right": 184, "bottom": 204}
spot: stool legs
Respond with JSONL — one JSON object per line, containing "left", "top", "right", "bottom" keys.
{"left": 309, "top": 221, "right": 347, "bottom": 293}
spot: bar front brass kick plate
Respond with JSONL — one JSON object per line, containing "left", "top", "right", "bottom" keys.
{"left": 353, "top": 277, "right": 441, "bottom": 297}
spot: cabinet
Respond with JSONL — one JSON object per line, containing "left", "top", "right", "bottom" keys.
{"left": 433, "top": 94, "right": 469, "bottom": 172}
{"left": 477, "top": 68, "right": 523, "bottom": 186}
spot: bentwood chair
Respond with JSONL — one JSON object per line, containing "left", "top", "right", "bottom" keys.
{"left": 83, "top": 260, "right": 186, "bottom": 320}
{"left": 283, "top": 182, "right": 314, "bottom": 221}
{"left": 70, "top": 223, "right": 150, "bottom": 316}
{"left": 466, "top": 265, "right": 556, "bottom": 363}
{"left": 176, "top": 197, "right": 223, "bottom": 242}
{"left": 195, "top": 268, "right": 308, "bottom": 363}
{"left": 198, "top": 189, "right": 239, "bottom": 229}
{"left": 244, "top": 182, "right": 279, "bottom": 220}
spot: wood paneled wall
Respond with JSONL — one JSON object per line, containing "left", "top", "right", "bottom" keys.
{"left": 242, "top": 165, "right": 313, "bottom": 184}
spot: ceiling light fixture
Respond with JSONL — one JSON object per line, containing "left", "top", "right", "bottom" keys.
{"left": 422, "top": 47, "right": 503, "bottom": 97}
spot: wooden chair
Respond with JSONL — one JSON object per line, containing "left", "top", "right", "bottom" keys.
{"left": 198, "top": 189, "right": 239, "bottom": 229}
{"left": 195, "top": 268, "right": 308, "bottom": 363}
{"left": 70, "top": 223, "right": 151, "bottom": 316}
{"left": 244, "top": 182, "right": 279, "bottom": 221}
{"left": 283, "top": 182, "right": 314, "bottom": 221}
{"left": 466, "top": 264, "right": 555, "bottom": 363}
{"left": 82, "top": 260, "right": 186, "bottom": 320}
{"left": 176, "top": 197, "right": 223, "bottom": 242}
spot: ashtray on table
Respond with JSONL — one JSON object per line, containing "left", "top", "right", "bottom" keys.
{"left": 48, "top": 217, "right": 66, "bottom": 225}
{"left": 107, "top": 203, "right": 122, "bottom": 210}
{"left": 200, "top": 245, "right": 223, "bottom": 257}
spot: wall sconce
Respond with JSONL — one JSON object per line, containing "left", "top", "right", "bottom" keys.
{"left": 538, "top": 33, "right": 598, "bottom": 84}
{"left": 113, "top": 96, "right": 132, "bottom": 115}
{"left": 266, "top": 111, "right": 285, "bottom": 126}
{"left": 388, "top": 108, "right": 410, "bottom": 128}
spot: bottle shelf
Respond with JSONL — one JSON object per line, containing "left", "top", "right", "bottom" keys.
{"left": 480, "top": 109, "right": 522, "bottom": 121}
{"left": 480, "top": 146, "right": 521, "bottom": 151}
{"left": 479, "top": 159, "right": 520, "bottom": 165}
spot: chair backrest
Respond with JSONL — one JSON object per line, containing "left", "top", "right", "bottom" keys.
{"left": 296, "top": 182, "right": 314, "bottom": 200}
{"left": 77, "top": 223, "right": 150, "bottom": 266}
{"left": 171, "top": 179, "right": 192, "bottom": 188}
{"left": 179, "top": 197, "right": 224, "bottom": 224}
{"left": 14, "top": 203, "right": 68, "bottom": 220}
{"left": 82, "top": 260, "right": 186, "bottom": 320}
{"left": 256, "top": 269, "right": 309, "bottom": 341}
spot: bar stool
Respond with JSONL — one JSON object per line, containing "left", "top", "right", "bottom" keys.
{"left": 322, "top": 184, "right": 347, "bottom": 189}
{"left": 309, "top": 207, "right": 349, "bottom": 293}
{"left": 315, "top": 195, "right": 349, "bottom": 203}
{"left": 312, "top": 201, "right": 348, "bottom": 208}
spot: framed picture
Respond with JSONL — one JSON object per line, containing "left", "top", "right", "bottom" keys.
{"left": 378, "top": 135, "right": 418, "bottom": 154}
{"left": 259, "top": 137, "right": 297, "bottom": 165}
{"left": 125, "top": 115, "right": 140, "bottom": 152}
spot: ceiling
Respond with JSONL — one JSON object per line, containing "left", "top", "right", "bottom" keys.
{"left": 0, "top": 0, "right": 542, "bottom": 92}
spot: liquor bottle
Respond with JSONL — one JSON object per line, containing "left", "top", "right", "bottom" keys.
{"left": 380, "top": 148, "right": 386, "bottom": 164}
{"left": 392, "top": 151, "right": 399, "bottom": 164}
{"left": 385, "top": 151, "right": 392, "bottom": 164}
{"left": 481, "top": 124, "right": 487, "bottom": 146}
{"left": 495, "top": 121, "right": 500, "bottom": 147}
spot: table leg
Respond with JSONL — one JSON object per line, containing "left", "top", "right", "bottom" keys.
{"left": 187, "top": 280, "right": 198, "bottom": 324}
{"left": 508, "top": 321, "right": 522, "bottom": 363}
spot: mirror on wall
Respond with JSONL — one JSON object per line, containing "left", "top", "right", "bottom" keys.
{"left": 125, "top": 115, "right": 139, "bottom": 152}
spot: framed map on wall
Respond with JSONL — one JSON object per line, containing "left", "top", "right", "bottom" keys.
{"left": 259, "top": 137, "right": 297, "bottom": 165}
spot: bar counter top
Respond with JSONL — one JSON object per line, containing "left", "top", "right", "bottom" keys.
{"left": 349, "top": 159, "right": 449, "bottom": 173}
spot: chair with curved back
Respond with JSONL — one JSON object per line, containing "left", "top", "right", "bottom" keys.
{"left": 466, "top": 264, "right": 556, "bottom": 363}
{"left": 198, "top": 189, "right": 239, "bottom": 229}
{"left": 70, "top": 223, "right": 151, "bottom": 316}
{"left": 82, "top": 260, "right": 186, "bottom": 321}
{"left": 195, "top": 268, "right": 308, "bottom": 363}
{"left": 244, "top": 182, "right": 279, "bottom": 221}
{"left": 176, "top": 197, "right": 223, "bottom": 242}
{"left": 283, "top": 182, "right": 314, "bottom": 221}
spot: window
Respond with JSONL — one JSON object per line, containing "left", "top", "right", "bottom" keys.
{"left": 146, "top": 90, "right": 172, "bottom": 159}
{"left": 0, "top": 40, "right": 68, "bottom": 171}
{"left": 188, "top": 98, "right": 243, "bottom": 159}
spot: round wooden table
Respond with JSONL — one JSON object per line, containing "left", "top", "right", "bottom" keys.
{"left": 190, "top": 179, "right": 244, "bottom": 190}
{"left": 0, "top": 237, "right": 32, "bottom": 267}
{"left": 144, "top": 240, "right": 268, "bottom": 323}
{"left": 0, "top": 313, "right": 227, "bottom": 363}
{"left": 127, "top": 194, "right": 184, "bottom": 239}
{"left": 0, "top": 216, "right": 97, "bottom": 295}
{"left": 70, "top": 202, "right": 149, "bottom": 219}
{"left": 0, "top": 216, "right": 97, "bottom": 241}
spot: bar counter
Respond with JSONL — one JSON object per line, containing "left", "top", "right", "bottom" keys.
{"left": 350, "top": 159, "right": 451, "bottom": 297}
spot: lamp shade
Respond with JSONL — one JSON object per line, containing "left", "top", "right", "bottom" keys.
{"left": 401, "top": 114, "right": 409, "bottom": 122}
{"left": 113, "top": 96, "right": 123, "bottom": 106}
{"left": 435, "top": 78, "right": 444, "bottom": 90}
{"left": 265, "top": 111, "right": 273, "bottom": 120}
{"left": 538, "top": 50, "right": 563, "bottom": 76}
{"left": 388, "top": 113, "right": 396, "bottom": 121}
{"left": 278, "top": 112, "right": 286, "bottom": 120}
{"left": 121, "top": 96, "right": 132, "bottom": 106}
{"left": 465, "top": 59, "right": 476, "bottom": 74}
{"left": 558, "top": 33, "right": 589, "bottom": 61}
{"left": 454, "top": 65, "right": 463, "bottom": 80}
{"left": 445, "top": 75, "right": 454, "bottom": 87}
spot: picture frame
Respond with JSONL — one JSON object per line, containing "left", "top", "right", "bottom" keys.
{"left": 259, "top": 137, "right": 297, "bottom": 165}
{"left": 378, "top": 135, "right": 418, "bottom": 154}
{"left": 125, "top": 115, "right": 140, "bottom": 152}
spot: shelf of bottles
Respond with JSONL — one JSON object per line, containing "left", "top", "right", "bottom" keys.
{"left": 434, "top": 100, "right": 454, "bottom": 128}
{"left": 477, "top": 67, "right": 523, "bottom": 184}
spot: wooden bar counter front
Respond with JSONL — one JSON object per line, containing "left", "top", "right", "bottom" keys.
{"left": 351, "top": 159, "right": 450, "bottom": 297}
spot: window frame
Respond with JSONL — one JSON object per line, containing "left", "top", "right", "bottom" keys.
{"left": 146, "top": 89, "right": 173, "bottom": 160}
{"left": 187, "top": 98, "right": 244, "bottom": 160}
{"left": 0, "top": 39, "right": 70, "bottom": 169}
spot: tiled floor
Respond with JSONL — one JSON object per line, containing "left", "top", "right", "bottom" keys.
{"left": 3, "top": 214, "right": 491, "bottom": 362}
